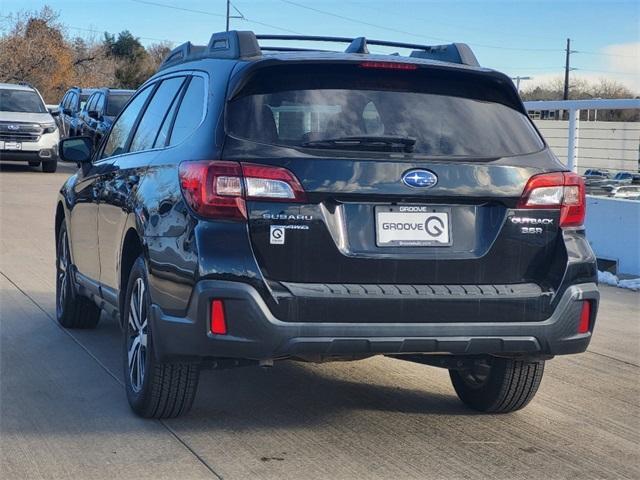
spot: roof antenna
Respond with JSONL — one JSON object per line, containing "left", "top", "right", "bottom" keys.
{"left": 345, "top": 37, "right": 369, "bottom": 54}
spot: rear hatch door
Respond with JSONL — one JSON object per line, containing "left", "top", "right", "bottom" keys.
{"left": 223, "top": 61, "right": 564, "bottom": 288}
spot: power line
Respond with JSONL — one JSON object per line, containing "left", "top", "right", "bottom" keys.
{"left": 282, "top": 0, "right": 636, "bottom": 58}
{"left": 131, "top": 0, "right": 302, "bottom": 34}
{"left": 280, "top": 0, "right": 562, "bottom": 52}
{"left": 225, "top": 0, "right": 244, "bottom": 32}
{"left": 67, "top": 25, "right": 176, "bottom": 44}
{"left": 354, "top": 4, "right": 551, "bottom": 44}
{"left": 236, "top": 17, "right": 302, "bottom": 35}
{"left": 573, "top": 68, "right": 639, "bottom": 76}
{"left": 280, "top": 0, "right": 453, "bottom": 43}
{"left": 499, "top": 66, "right": 565, "bottom": 70}
{"left": 575, "top": 50, "right": 639, "bottom": 59}
{"left": 131, "top": 0, "right": 225, "bottom": 18}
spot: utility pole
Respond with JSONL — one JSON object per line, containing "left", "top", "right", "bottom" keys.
{"left": 225, "top": 0, "right": 244, "bottom": 32}
{"left": 511, "top": 76, "right": 532, "bottom": 93}
{"left": 563, "top": 38, "right": 571, "bottom": 100}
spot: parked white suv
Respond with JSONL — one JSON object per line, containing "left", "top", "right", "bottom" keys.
{"left": 0, "top": 82, "right": 60, "bottom": 172}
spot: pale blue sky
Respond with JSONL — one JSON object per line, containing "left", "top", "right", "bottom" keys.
{"left": 3, "top": 0, "right": 639, "bottom": 90}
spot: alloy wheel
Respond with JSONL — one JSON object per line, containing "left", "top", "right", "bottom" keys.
{"left": 56, "top": 229, "right": 70, "bottom": 316}
{"left": 127, "top": 277, "right": 148, "bottom": 393}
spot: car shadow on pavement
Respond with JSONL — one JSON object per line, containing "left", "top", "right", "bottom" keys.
{"left": 0, "top": 161, "right": 76, "bottom": 174}
{"left": 177, "top": 359, "right": 473, "bottom": 428}
{"left": 41, "top": 310, "right": 476, "bottom": 423}
{"left": 0, "top": 162, "right": 39, "bottom": 173}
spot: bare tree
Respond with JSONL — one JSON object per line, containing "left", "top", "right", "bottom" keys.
{"left": 521, "top": 77, "right": 638, "bottom": 121}
{"left": 0, "top": 6, "right": 75, "bottom": 102}
{"left": 146, "top": 42, "right": 172, "bottom": 70}
{"left": 70, "top": 36, "right": 117, "bottom": 88}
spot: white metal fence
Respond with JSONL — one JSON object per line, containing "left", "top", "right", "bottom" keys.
{"left": 585, "top": 196, "right": 640, "bottom": 276}
{"left": 532, "top": 120, "right": 639, "bottom": 173}
{"left": 524, "top": 99, "right": 640, "bottom": 173}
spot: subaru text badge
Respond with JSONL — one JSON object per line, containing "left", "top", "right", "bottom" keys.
{"left": 402, "top": 169, "right": 438, "bottom": 188}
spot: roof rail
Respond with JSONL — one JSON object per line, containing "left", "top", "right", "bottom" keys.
{"left": 409, "top": 43, "right": 479, "bottom": 67}
{"left": 158, "top": 30, "right": 479, "bottom": 71}
{"left": 159, "top": 31, "right": 260, "bottom": 70}
{"left": 255, "top": 34, "right": 479, "bottom": 66}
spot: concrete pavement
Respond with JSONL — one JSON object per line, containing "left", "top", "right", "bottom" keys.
{"left": 1, "top": 162, "right": 639, "bottom": 479}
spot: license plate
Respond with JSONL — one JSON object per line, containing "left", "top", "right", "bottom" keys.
{"left": 2, "top": 141, "right": 21, "bottom": 150}
{"left": 376, "top": 206, "right": 451, "bottom": 247}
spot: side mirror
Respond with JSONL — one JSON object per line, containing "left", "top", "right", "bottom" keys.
{"left": 88, "top": 110, "right": 101, "bottom": 120}
{"left": 63, "top": 108, "right": 72, "bottom": 116}
{"left": 48, "top": 107, "right": 61, "bottom": 117}
{"left": 59, "top": 136, "right": 93, "bottom": 164}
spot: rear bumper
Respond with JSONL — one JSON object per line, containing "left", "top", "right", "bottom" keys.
{"left": 150, "top": 280, "right": 599, "bottom": 363}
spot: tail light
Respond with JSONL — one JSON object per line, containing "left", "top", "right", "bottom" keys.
{"left": 517, "top": 172, "right": 585, "bottom": 227}
{"left": 360, "top": 61, "right": 418, "bottom": 71}
{"left": 179, "top": 161, "right": 306, "bottom": 220}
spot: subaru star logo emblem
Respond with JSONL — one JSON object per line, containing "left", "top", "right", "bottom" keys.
{"left": 402, "top": 169, "right": 438, "bottom": 188}
{"left": 7, "top": 124, "right": 19, "bottom": 130}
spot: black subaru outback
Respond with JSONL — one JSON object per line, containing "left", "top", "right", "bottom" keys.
{"left": 55, "top": 31, "right": 598, "bottom": 418}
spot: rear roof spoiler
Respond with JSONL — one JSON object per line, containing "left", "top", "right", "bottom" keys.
{"left": 158, "top": 30, "right": 479, "bottom": 71}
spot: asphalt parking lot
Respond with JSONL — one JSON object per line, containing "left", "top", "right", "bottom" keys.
{"left": 1, "top": 162, "right": 639, "bottom": 480}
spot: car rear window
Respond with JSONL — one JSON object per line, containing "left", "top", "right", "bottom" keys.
{"left": 0, "top": 89, "right": 47, "bottom": 113}
{"left": 80, "top": 93, "right": 90, "bottom": 109}
{"left": 227, "top": 65, "right": 543, "bottom": 158}
{"left": 107, "top": 94, "right": 132, "bottom": 117}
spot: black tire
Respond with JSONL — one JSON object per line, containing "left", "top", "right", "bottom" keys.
{"left": 28, "top": 161, "right": 40, "bottom": 167}
{"left": 123, "top": 257, "right": 200, "bottom": 418}
{"left": 56, "top": 223, "right": 101, "bottom": 328}
{"left": 449, "top": 357, "right": 545, "bottom": 413}
{"left": 42, "top": 159, "right": 58, "bottom": 173}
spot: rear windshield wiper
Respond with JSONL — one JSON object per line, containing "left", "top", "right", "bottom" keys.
{"left": 301, "top": 135, "right": 416, "bottom": 152}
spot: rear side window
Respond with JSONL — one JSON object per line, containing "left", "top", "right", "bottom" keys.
{"left": 66, "top": 92, "right": 76, "bottom": 110}
{"left": 153, "top": 85, "right": 183, "bottom": 148}
{"left": 106, "top": 94, "right": 132, "bottom": 117}
{"left": 169, "top": 76, "right": 205, "bottom": 146}
{"left": 102, "top": 86, "right": 153, "bottom": 159}
{"left": 94, "top": 93, "right": 105, "bottom": 114}
{"left": 68, "top": 92, "right": 78, "bottom": 111}
{"left": 227, "top": 66, "right": 543, "bottom": 158}
{"left": 79, "top": 93, "right": 90, "bottom": 110}
{"left": 85, "top": 94, "right": 97, "bottom": 112}
{"left": 129, "top": 77, "right": 185, "bottom": 153}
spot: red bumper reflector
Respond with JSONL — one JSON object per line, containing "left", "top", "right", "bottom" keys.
{"left": 211, "top": 300, "right": 227, "bottom": 335}
{"left": 578, "top": 301, "right": 591, "bottom": 334}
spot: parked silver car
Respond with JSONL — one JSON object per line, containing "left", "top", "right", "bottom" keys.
{"left": 0, "top": 82, "right": 60, "bottom": 172}
{"left": 610, "top": 185, "right": 640, "bottom": 200}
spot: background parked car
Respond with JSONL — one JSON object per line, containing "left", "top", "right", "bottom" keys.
{"left": 607, "top": 171, "right": 636, "bottom": 185}
{"left": 57, "top": 86, "right": 97, "bottom": 138}
{"left": 610, "top": 185, "right": 640, "bottom": 200}
{"left": 78, "top": 88, "right": 134, "bottom": 148}
{"left": 0, "top": 82, "right": 60, "bottom": 172}
{"left": 583, "top": 169, "right": 610, "bottom": 179}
